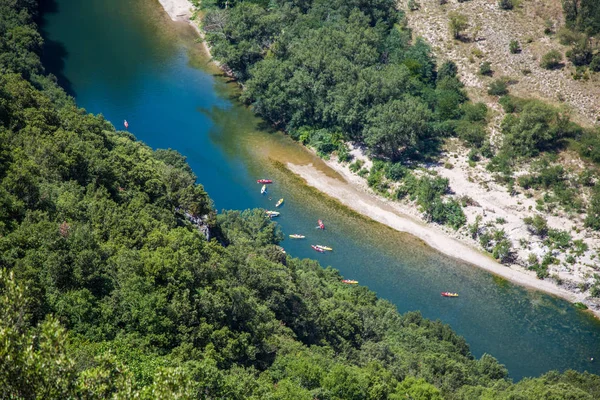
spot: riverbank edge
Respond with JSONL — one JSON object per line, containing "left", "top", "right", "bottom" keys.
{"left": 154, "top": 0, "right": 599, "bottom": 318}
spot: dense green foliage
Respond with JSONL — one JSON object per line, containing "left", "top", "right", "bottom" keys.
{"left": 2, "top": 0, "right": 600, "bottom": 398}
{"left": 563, "top": 0, "right": 600, "bottom": 35}
{"left": 203, "top": 0, "right": 470, "bottom": 162}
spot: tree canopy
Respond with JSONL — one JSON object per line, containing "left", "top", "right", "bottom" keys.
{"left": 204, "top": 0, "right": 466, "bottom": 161}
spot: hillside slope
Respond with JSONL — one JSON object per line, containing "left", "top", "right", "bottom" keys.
{"left": 401, "top": 0, "right": 599, "bottom": 125}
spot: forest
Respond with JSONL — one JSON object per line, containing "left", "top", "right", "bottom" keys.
{"left": 1, "top": 0, "right": 600, "bottom": 398}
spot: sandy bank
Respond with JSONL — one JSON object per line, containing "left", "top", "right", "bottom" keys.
{"left": 287, "top": 161, "right": 597, "bottom": 316}
{"left": 157, "top": 0, "right": 194, "bottom": 22}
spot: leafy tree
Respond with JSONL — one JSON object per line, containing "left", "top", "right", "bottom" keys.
{"left": 438, "top": 60, "right": 458, "bottom": 79}
{"left": 364, "top": 97, "right": 433, "bottom": 160}
{"left": 501, "top": 100, "right": 575, "bottom": 156}
{"left": 449, "top": 12, "right": 469, "bottom": 39}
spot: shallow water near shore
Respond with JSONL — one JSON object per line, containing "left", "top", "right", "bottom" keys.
{"left": 40, "top": 0, "right": 600, "bottom": 380}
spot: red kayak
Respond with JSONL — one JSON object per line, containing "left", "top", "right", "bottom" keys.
{"left": 257, "top": 179, "right": 273, "bottom": 184}
{"left": 317, "top": 219, "right": 324, "bottom": 229}
{"left": 311, "top": 245, "right": 325, "bottom": 253}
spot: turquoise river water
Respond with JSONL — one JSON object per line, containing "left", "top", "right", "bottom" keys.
{"left": 39, "top": 0, "right": 600, "bottom": 380}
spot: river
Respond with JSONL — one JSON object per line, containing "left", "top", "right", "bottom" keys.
{"left": 39, "top": 0, "right": 600, "bottom": 380}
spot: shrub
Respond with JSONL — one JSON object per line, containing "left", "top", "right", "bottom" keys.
{"left": 585, "top": 186, "right": 600, "bottom": 230}
{"left": 479, "top": 61, "right": 493, "bottom": 76}
{"left": 468, "top": 148, "right": 480, "bottom": 162}
{"left": 558, "top": 27, "right": 581, "bottom": 45}
{"left": 509, "top": 40, "right": 521, "bottom": 54}
{"left": 590, "top": 54, "right": 600, "bottom": 71}
{"left": 449, "top": 12, "right": 469, "bottom": 39}
{"left": 462, "top": 102, "right": 488, "bottom": 122}
{"left": 385, "top": 163, "right": 407, "bottom": 181}
{"left": 408, "top": 0, "right": 420, "bottom": 11}
{"left": 499, "top": 95, "right": 527, "bottom": 113}
{"left": 523, "top": 215, "right": 548, "bottom": 237}
{"left": 438, "top": 60, "right": 458, "bottom": 79}
{"left": 488, "top": 79, "right": 509, "bottom": 96}
{"left": 455, "top": 121, "right": 487, "bottom": 148}
{"left": 493, "top": 239, "right": 513, "bottom": 262}
{"left": 527, "top": 253, "right": 538, "bottom": 265}
{"left": 337, "top": 144, "right": 352, "bottom": 163}
{"left": 546, "top": 229, "right": 572, "bottom": 249}
{"left": 498, "top": 0, "right": 513, "bottom": 10}
{"left": 501, "top": 100, "right": 577, "bottom": 157}
{"left": 566, "top": 42, "right": 592, "bottom": 66}
{"left": 540, "top": 50, "right": 563, "bottom": 69}
{"left": 349, "top": 159, "right": 364, "bottom": 173}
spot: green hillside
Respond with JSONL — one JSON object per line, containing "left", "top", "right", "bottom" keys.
{"left": 0, "top": 0, "right": 599, "bottom": 398}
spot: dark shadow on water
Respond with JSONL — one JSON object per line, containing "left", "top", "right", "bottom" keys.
{"left": 37, "top": 0, "right": 76, "bottom": 96}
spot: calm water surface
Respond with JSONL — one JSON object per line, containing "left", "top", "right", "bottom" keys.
{"left": 40, "top": 0, "right": 600, "bottom": 380}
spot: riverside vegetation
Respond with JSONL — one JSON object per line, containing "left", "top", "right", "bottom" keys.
{"left": 202, "top": 0, "right": 600, "bottom": 302}
{"left": 2, "top": 0, "right": 600, "bottom": 398}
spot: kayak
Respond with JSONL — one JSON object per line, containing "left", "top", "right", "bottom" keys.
{"left": 261, "top": 184, "right": 267, "bottom": 194}
{"left": 317, "top": 219, "right": 324, "bottom": 229}
{"left": 441, "top": 292, "right": 459, "bottom": 297}
{"left": 275, "top": 198, "right": 284, "bottom": 207}
{"left": 311, "top": 245, "right": 325, "bottom": 253}
{"left": 342, "top": 279, "right": 358, "bottom": 284}
{"left": 316, "top": 245, "right": 332, "bottom": 251}
{"left": 289, "top": 234, "right": 305, "bottom": 239}
{"left": 257, "top": 179, "right": 273, "bottom": 184}
{"left": 265, "top": 210, "right": 280, "bottom": 217}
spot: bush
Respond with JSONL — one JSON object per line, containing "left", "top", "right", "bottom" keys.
{"left": 585, "top": 186, "right": 600, "bottom": 230}
{"left": 462, "top": 102, "right": 488, "bottom": 122}
{"left": 499, "top": 95, "right": 527, "bottom": 113}
{"left": 493, "top": 239, "right": 513, "bottom": 262}
{"left": 455, "top": 121, "right": 487, "bottom": 148}
{"left": 498, "top": 0, "right": 513, "bottom": 10}
{"left": 575, "top": 130, "right": 600, "bottom": 163}
{"left": 590, "top": 54, "right": 600, "bottom": 71}
{"left": 501, "top": 100, "right": 577, "bottom": 157}
{"left": 558, "top": 27, "right": 582, "bottom": 45}
{"left": 337, "top": 144, "right": 352, "bottom": 163}
{"left": 546, "top": 229, "right": 572, "bottom": 249}
{"left": 566, "top": 38, "right": 592, "bottom": 66}
{"left": 479, "top": 61, "right": 493, "bottom": 76}
{"left": 509, "top": 40, "right": 521, "bottom": 54}
{"left": 523, "top": 215, "right": 548, "bottom": 237}
{"left": 488, "top": 79, "right": 509, "bottom": 96}
{"left": 349, "top": 159, "right": 364, "bottom": 173}
{"left": 408, "top": 0, "right": 420, "bottom": 11}
{"left": 385, "top": 163, "right": 407, "bottom": 181}
{"left": 449, "top": 12, "right": 469, "bottom": 39}
{"left": 540, "top": 50, "right": 563, "bottom": 69}
{"left": 438, "top": 60, "right": 458, "bottom": 79}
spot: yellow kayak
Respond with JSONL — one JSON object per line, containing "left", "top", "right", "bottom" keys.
{"left": 275, "top": 198, "right": 284, "bottom": 207}
{"left": 316, "top": 245, "right": 333, "bottom": 251}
